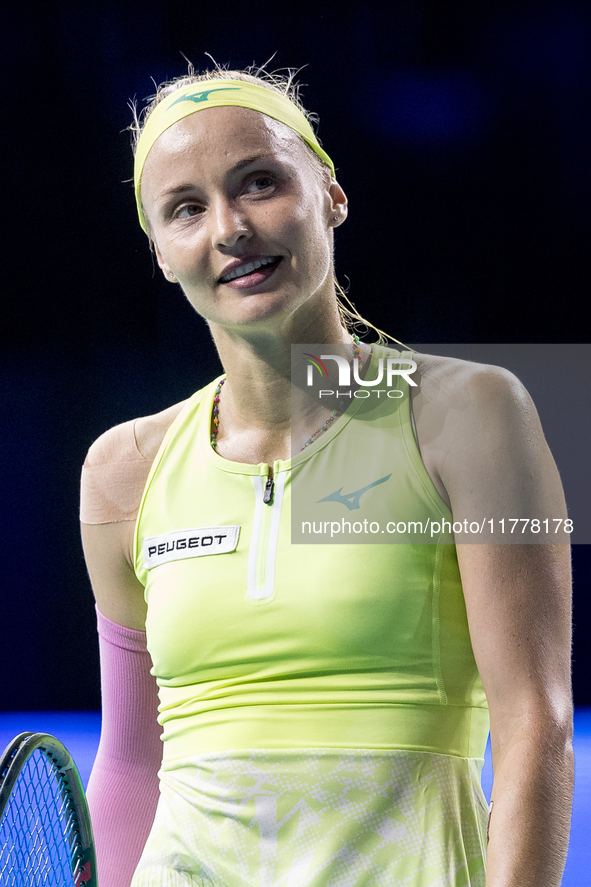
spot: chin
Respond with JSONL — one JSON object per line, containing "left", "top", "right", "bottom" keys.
{"left": 229, "top": 288, "right": 301, "bottom": 322}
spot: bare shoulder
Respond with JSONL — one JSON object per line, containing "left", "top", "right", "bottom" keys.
{"left": 409, "top": 351, "right": 566, "bottom": 533}
{"left": 412, "top": 350, "right": 532, "bottom": 409}
{"left": 81, "top": 400, "right": 189, "bottom": 525}
{"left": 84, "top": 399, "right": 189, "bottom": 468}
{"left": 80, "top": 399, "right": 189, "bottom": 630}
{"left": 134, "top": 400, "right": 190, "bottom": 460}
{"left": 411, "top": 350, "right": 540, "bottom": 452}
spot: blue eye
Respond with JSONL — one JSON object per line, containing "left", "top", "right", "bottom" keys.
{"left": 175, "top": 203, "right": 204, "bottom": 219}
{"left": 245, "top": 176, "right": 274, "bottom": 193}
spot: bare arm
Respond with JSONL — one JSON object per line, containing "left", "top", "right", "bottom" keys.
{"left": 81, "top": 400, "right": 187, "bottom": 627}
{"left": 81, "top": 519, "right": 147, "bottom": 629}
{"left": 458, "top": 542, "right": 572, "bottom": 887}
{"left": 422, "top": 360, "right": 573, "bottom": 887}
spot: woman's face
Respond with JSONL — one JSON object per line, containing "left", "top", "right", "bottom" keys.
{"left": 140, "top": 106, "right": 347, "bottom": 335}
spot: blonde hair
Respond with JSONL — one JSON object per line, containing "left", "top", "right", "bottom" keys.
{"left": 130, "top": 60, "right": 406, "bottom": 348}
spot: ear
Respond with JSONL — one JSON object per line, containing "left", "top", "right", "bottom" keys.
{"left": 328, "top": 179, "right": 348, "bottom": 228}
{"left": 154, "top": 243, "right": 178, "bottom": 283}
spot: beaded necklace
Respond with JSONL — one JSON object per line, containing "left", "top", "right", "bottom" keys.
{"left": 210, "top": 378, "right": 225, "bottom": 449}
{"left": 210, "top": 336, "right": 362, "bottom": 453}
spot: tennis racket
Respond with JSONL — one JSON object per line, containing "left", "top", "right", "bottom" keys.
{"left": 0, "top": 731, "right": 97, "bottom": 886}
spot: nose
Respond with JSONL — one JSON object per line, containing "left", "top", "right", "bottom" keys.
{"left": 211, "top": 198, "right": 251, "bottom": 251}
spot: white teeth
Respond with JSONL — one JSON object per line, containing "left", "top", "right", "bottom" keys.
{"left": 222, "top": 256, "right": 277, "bottom": 281}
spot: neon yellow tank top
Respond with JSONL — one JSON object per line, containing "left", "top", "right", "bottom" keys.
{"left": 134, "top": 347, "right": 489, "bottom": 765}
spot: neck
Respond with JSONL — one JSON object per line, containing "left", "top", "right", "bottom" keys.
{"left": 206, "top": 300, "right": 354, "bottom": 463}
{"left": 210, "top": 301, "right": 350, "bottom": 428}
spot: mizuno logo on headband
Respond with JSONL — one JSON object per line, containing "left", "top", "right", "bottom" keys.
{"left": 169, "top": 87, "right": 241, "bottom": 109}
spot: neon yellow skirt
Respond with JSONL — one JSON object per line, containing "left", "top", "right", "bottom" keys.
{"left": 131, "top": 748, "right": 488, "bottom": 887}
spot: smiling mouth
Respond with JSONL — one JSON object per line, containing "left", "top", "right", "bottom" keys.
{"left": 219, "top": 256, "right": 282, "bottom": 284}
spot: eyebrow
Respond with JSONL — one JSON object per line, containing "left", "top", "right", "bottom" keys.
{"left": 231, "top": 153, "right": 276, "bottom": 171}
{"left": 157, "top": 184, "right": 196, "bottom": 199}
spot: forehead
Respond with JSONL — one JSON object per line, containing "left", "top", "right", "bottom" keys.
{"left": 141, "top": 105, "right": 310, "bottom": 191}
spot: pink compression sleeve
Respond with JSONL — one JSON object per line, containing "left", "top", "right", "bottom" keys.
{"left": 86, "top": 606, "right": 163, "bottom": 887}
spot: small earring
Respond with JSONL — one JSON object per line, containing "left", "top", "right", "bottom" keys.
{"left": 168, "top": 271, "right": 176, "bottom": 281}
{"left": 333, "top": 214, "right": 339, "bottom": 222}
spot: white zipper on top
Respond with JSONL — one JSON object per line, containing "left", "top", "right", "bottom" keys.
{"left": 247, "top": 470, "right": 286, "bottom": 601}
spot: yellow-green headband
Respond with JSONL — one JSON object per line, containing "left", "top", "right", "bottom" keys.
{"left": 134, "top": 79, "right": 335, "bottom": 233}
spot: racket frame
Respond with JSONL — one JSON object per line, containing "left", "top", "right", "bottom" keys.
{"left": 0, "top": 731, "right": 98, "bottom": 886}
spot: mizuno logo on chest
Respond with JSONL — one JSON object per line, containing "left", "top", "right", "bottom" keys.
{"left": 143, "top": 526, "right": 240, "bottom": 569}
{"left": 318, "top": 474, "right": 392, "bottom": 511}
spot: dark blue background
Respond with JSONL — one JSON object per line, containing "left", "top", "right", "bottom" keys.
{"left": 1, "top": 0, "right": 589, "bottom": 709}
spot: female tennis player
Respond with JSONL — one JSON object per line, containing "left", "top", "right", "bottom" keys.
{"left": 80, "top": 65, "right": 573, "bottom": 887}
